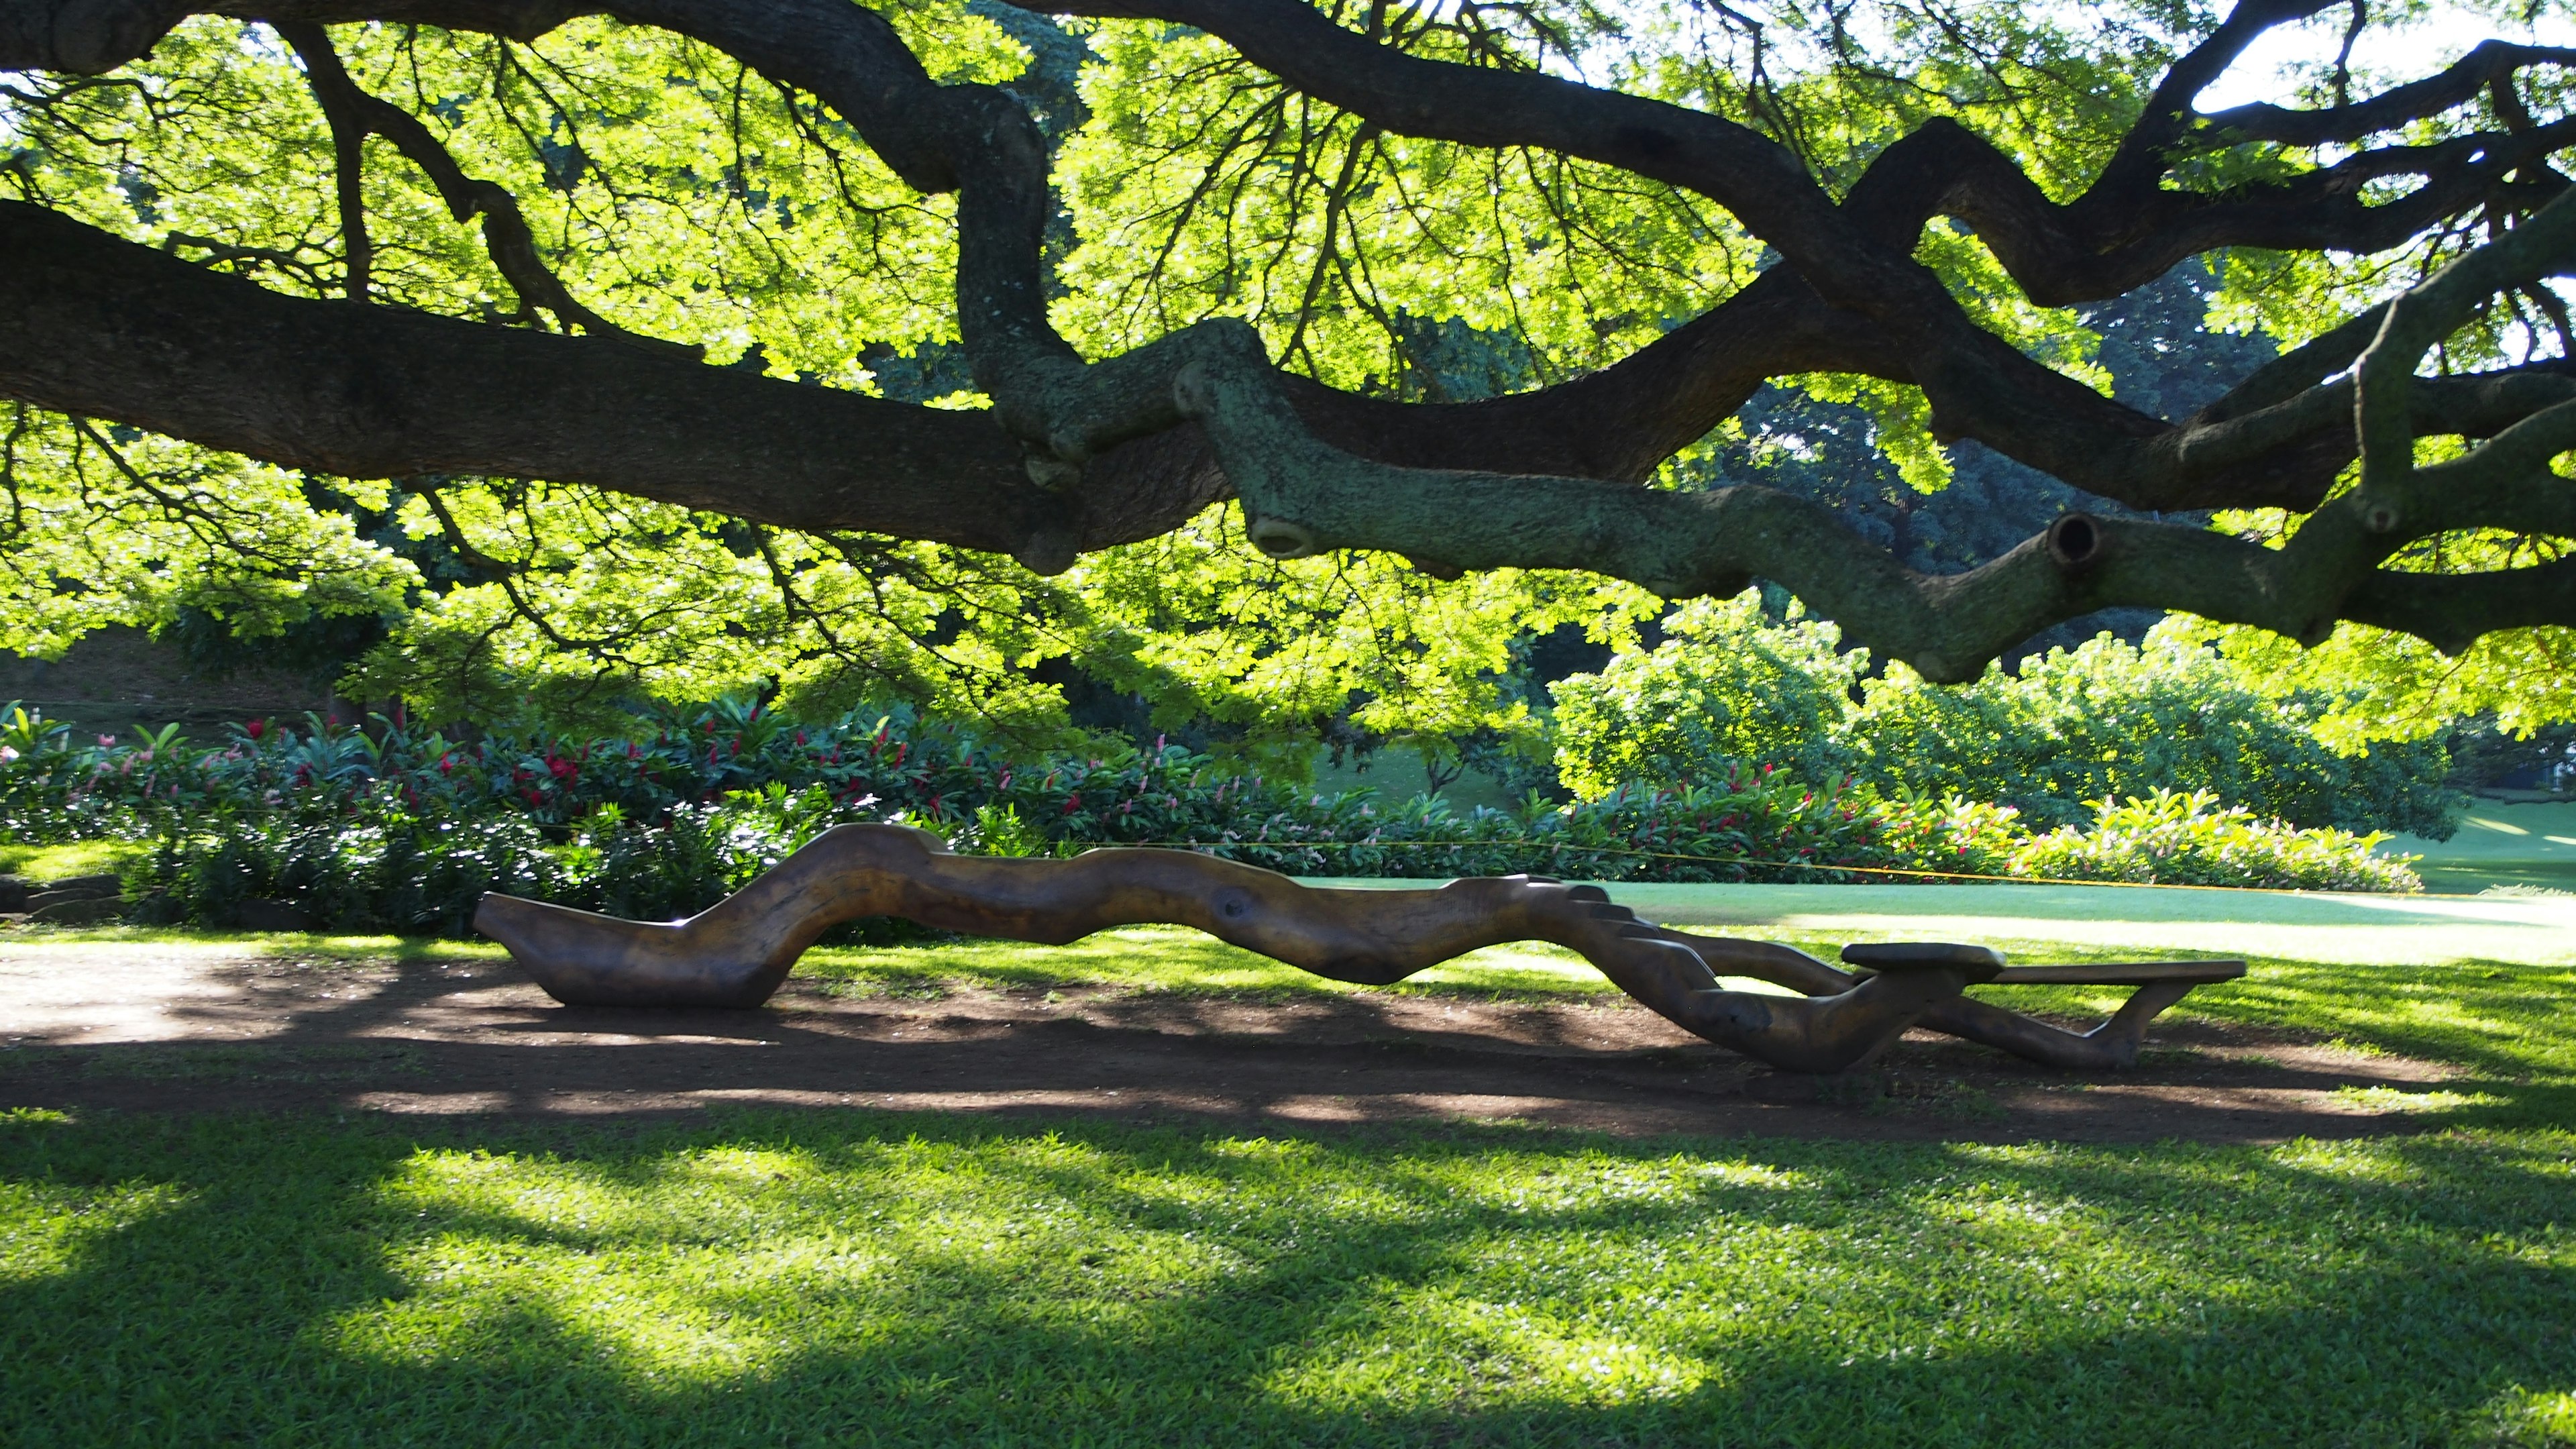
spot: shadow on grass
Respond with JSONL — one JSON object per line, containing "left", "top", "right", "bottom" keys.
{"left": 3, "top": 1108, "right": 2569, "bottom": 1448}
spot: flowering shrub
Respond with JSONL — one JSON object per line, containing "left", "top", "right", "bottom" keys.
{"left": 5, "top": 698, "right": 2427, "bottom": 934}
{"left": 2009, "top": 790, "right": 2422, "bottom": 892}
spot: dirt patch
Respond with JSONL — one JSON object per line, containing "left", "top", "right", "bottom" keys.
{"left": 0, "top": 945, "right": 2466, "bottom": 1142}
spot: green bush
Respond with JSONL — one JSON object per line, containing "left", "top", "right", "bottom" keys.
{"left": 136, "top": 814, "right": 568, "bottom": 935}
{"left": 1855, "top": 630, "right": 2460, "bottom": 837}
{"left": 1548, "top": 593, "right": 1861, "bottom": 800}
{"left": 11, "top": 692, "right": 2437, "bottom": 936}
{"left": 2009, "top": 790, "right": 2422, "bottom": 892}
{"left": 1542, "top": 602, "right": 2460, "bottom": 837}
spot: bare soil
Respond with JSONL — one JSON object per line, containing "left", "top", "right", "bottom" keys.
{"left": 0, "top": 944, "right": 2459, "bottom": 1141}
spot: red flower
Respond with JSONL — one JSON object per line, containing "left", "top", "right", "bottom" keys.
{"left": 1063, "top": 794, "right": 1081, "bottom": 813}
{"left": 246, "top": 719, "right": 266, "bottom": 740}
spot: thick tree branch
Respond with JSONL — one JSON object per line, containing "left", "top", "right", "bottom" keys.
{"left": 10, "top": 0, "right": 2576, "bottom": 681}
{"left": 2202, "top": 40, "right": 2576, "bottom": 147}
{"left": 0, "top": 200, "right": 1112, "bottom": 560}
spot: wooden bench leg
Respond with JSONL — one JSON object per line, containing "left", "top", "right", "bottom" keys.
{"left": 1652, "top": 928, "right": 2209, "bottom": 1071}
{"left": 1915, "top": 980, "right": 2199, "bottom": 1070}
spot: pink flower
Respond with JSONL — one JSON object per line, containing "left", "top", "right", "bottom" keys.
{"left": 98, "top": 734, "right": 115, "bottom": 747}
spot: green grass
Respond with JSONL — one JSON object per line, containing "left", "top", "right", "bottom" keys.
{"left": 3, "top": 1110, "right": 2570, "bottom": 1448}
{"left": 0, "top": 839, "right": 147, "bottom": 881}
{"left": 9, "top": 892, "right": 2576, "bottom": 1444}
{"left": 31, "top": 915, "right": 2576, "bottom": 1110}
{"left": 2383, "top": 800, "right": 2576, "bottom": 894}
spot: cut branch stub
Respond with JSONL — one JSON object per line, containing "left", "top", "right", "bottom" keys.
{"left": 2046, "top": 513, "right": 2106, "bottom": 572}
{"left": 1244, "top": 515, "right": 1321, "bottom": 559}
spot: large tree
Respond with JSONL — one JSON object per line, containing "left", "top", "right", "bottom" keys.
{"left": 5, "top": 0, "right": 2576, "bottom": 733}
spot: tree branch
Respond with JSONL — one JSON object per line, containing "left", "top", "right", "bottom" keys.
{"left": 0, "top": 200, "right": 1114, "bottom": 561}
{"left": 275, "top": 19, "right": 698, "bottom": 354}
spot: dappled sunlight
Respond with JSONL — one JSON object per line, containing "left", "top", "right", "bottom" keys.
{"left": 2329, "top": 1085, "right": 2510, "bottom": 1114}
{"left": 1422, "top": 1152, "right": 1813, "bottom": 1218}
{"left": 0, "top": 1163, "right": 192, "bottom": 1288}
{"left": 1262, "top": 1285, "right": 1715, "bottom": 1410}
{"left": 5, "top": 1109, "right": 2573, "bottom": 1442}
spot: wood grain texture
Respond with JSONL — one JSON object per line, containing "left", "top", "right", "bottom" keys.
{"left": 475, "top": 826, "right": 2231, "bottom": 1075}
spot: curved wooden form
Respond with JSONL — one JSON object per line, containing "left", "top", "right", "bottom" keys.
{"left": 475, "top": 824, "right": 2237, "bottom": 1073}
{"left": 1666, "top": 934, "right": 2243, "bottom": 1071}
{"left": 474, "top": 824, "right": 1990, "bottom": 1074}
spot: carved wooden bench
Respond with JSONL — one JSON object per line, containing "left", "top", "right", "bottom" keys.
{"left": 1668, "top": 937, "right": 2247, "bottom": 1070}
{"left": 474, "top": 824, "right": 2243, "bottom": 1075}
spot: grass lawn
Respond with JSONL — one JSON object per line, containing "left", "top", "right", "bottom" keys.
{"left": 0, "top": 838, "right": 146, "bottom": 881}
{"left": 2382, "top": 799, "right": 2576, "bottom": 895}
{"left": 8, "top": 879, "right": 2576, "bottom": 1446}
{"left": 3, "top": 1108, "right": 2570, "bottom": 1448}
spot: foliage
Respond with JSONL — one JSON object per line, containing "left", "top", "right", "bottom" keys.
{"left": 2009, "top": 790, "right": 2423, "bottom": 894}
{"left": 1546, "top": 592, "right": 1862, "bottom": 800}
{"left": 0, "top": 693, "right": 2434, "bottom": 934}
{"left": 6, "top": 2, "right": 2566, "bottom": 756}
{"left": 1545, "top": 600, "right": 2462, "bottom": 838}
{"left": 135, "top": 813, "right": 566, "bottom": 936}
{"left": 106, "top": 757, "right": 2029, "bottom": 934}
{"left": 1854, "top": 625, "right": 2463, "bottom": 838}
{"left": 0, "top": 10, "right": 1668, "bottom": 747}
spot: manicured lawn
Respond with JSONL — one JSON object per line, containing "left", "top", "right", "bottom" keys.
{"left": 2381, "top": 799, "right": 2576, "bottom": 894}
{"left": 8, "top": 882, "right": 2576, "bottom": 1445}
{"left": 4, "top": 1107, "right": 2571, "bottom": 1448}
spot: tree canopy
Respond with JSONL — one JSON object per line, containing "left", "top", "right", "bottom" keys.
{"left": 5, "top": 0, "right": 2576, "bottom": 744}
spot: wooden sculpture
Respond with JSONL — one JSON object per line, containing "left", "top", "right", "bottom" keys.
{"left": 475, "top": 824, "right": 2240, "bottom": 1074}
